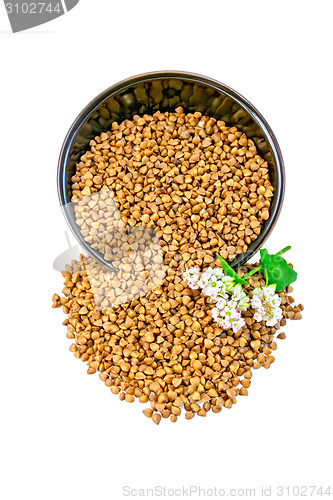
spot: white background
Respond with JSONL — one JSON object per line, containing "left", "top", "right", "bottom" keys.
{"left": 1, "top": 1, "right": 332, "bottom": 499}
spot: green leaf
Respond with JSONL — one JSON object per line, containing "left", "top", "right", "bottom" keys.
{"left": 217, "top": 254, "right": 248, "bottom": 286}
{"left": 260, "top": 248, "right": 269, "bottom": 264}
{"left": 259, "top": 248, "right": 297, "bottom": 292}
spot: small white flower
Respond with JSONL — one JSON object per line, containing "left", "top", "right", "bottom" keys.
{"left": 221, "top": 318, "right": 231, "bottom": 329}
{"left": 232, "top": 317, "right": 245, "bottom": 333}
{"left": 197, "top": 271, "right": 213, "bottom": 288}
{"left": 271, "top": 295, "right": 281, "bottom": 307}
{"left": 253, "top": 312, "right": 263, "bottom": 322}
{"left": 264, "top": 284, "right": 277, "bottom": 297}
{"left": 251, "top": 295, "right": 262, "bottom": 309}
{"left": 216, "top": 298, "right": 227, "bottom": 309}
{"left": 183, "top": 267, "right": 201, "bottom": 289}
{"left": 214, "top": 268, "right": 225, "bottom": 280}
{"left": 202, "top": 267, "right": 214, "bottom": 277}
{"left": 231, "top": 283, "right": 242, "bottom": 299}
{"left": 203, "top": 283, "right": 221, "bottom": 298}
{"left": 251, "top": 286, "right": 283, "bottom": 327}
{"left": 211, "top": 307, "right": 220, "bottom": 321}
{"left": 216, "top": 288, "right": 229, "bottom": 301}
{"left": 223, "top": 276, "right": 235, "bottom": 291}
{"left": 183, "top": 270, "right": 191, "bottom": 280}
{"left": 238, "top": 296, "right": 250, "bottom": 311}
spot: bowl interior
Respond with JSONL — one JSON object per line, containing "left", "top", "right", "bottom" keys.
{"left": 58, "top": 72, "right": 284, "bottom": 269}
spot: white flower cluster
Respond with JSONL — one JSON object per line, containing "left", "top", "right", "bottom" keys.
{"left": 251, "top": 285, "right": 283, "bottom": 327}
{"left": 183, "top": 266, "right": 232, "bottom": 297}
{"left": 183, "top": 267, "right": 283, "bottom": 332}
{"left": 211, "top": 284, "right": 250, "bottom": 333}
{"left": 182, "top": 267, "right": 249, "bottom": 333}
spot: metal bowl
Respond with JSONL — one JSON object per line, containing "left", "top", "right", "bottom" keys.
{"left": 57, "top": 71, "right": 285, "bottom": 270}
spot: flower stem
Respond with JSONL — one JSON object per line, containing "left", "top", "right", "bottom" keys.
{"left": 275, "top": 245, "right": 291, "bottom": 256}
{"left": 243, "top": 265, "right": 262, "bottom": 280}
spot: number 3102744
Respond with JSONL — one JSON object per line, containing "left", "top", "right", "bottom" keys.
{"left": 5, "top": 3, "right": 62, "bottom": 14}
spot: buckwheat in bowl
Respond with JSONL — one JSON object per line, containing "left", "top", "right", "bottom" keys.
{"left": 58, "top": 71, "right": 285, "bottom": 271}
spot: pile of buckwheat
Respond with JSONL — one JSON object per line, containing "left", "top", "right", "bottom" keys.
{"left": 53, "top": 107, "right": 303, "bottom": 424}
{"left": 53, "top": 258, "right": 303, "bottom": 424}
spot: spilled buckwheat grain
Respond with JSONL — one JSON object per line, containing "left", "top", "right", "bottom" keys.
{"left": 53, "top": 258, "right": 303, "bottom": 424}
